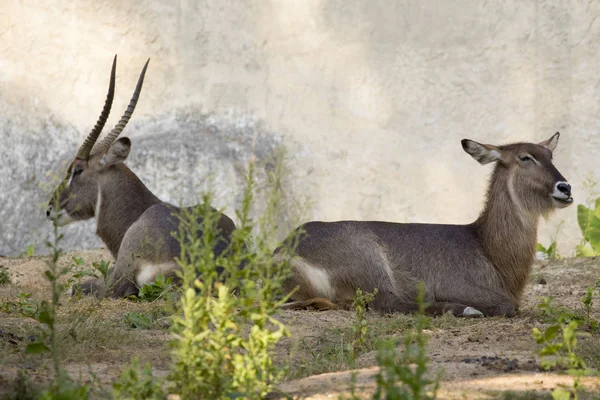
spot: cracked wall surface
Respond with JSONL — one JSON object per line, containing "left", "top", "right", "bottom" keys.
{"left": 1, "top": 0, "right": 599, "bottom": 256}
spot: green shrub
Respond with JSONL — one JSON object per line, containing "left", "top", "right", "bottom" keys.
{"left": 168, "top": 157, "right": 301, "bottom": 399}
{"left": 532, "top": 295, "right": 599, "bottom": 400}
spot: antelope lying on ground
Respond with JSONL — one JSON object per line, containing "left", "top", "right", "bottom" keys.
{"left": 281, "top": 134, "right": 573, "bottom": 316}
{"left": 47, "top": 57, "right": 236, "bottom": 298}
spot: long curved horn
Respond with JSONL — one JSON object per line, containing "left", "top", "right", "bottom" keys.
{"left": 92, "top": 59, "right": 150, "bottom": 155}
{"left": 76, "top": 55, "right": 117, "bottom": 160}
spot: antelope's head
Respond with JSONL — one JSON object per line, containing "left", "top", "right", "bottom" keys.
{"left": 461, "top": 132, "right": 573, "bottom": 215}
{"left": 46, "top": 56, "right": 149, "bottom": 226}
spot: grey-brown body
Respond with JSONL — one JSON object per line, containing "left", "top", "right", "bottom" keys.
{"left": 282, "top": 134, "right": 573, "bottom": 316}
{"left": 46, "top": 56, "right": 237, "bottom": 298}
{"left": 88, "top": 163, "right": 236, "bottom": 297}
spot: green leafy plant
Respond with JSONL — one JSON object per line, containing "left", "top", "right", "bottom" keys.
{"left": 576, "top": 198, "right": 600, "bottom": 257}
{"left": 168, "top": 156, "right": 302, "bottom": 399}
{"left": 93, "top": 259, "right": 111, "bottom": 282}
{"left": 373, "top": 283, "right": 438, "bottom": 400}
{"left": 113, "top": 357, "right": 164, "bottom": 400}
{"left": 66, "top": 256, "right": 98, "bottom": 298}
{"left": 532, "top": 295, "right": 599, "bottom": 400}
{"left": 130, "top": 274, "right": 176, "bottom": 302}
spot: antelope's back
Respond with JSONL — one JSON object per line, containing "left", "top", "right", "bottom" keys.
{"left": 121, "top": 203, "right": 236, "bottom": 264}
{"left": 293, "top": 220, "right": 487, "bottom": 280}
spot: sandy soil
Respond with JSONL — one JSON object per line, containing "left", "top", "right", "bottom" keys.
{"left": 0, "top": 250, "right": 599, "bottom": 398}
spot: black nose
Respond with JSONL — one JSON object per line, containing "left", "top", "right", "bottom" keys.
{"left": 46, "top": 206, "right": 51, "bottom": 218}
{"left": 557, "top": 182, "right": 571, "bottom": 196}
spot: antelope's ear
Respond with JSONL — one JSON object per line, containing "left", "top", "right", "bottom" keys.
{"left": 461, "top": 139, "right": 502, "bottom": 164}
{"left": 538, "top": 132, "right": 559, "bottom": 152}
{"left": 100, "top": 137, "right": 131, "bottom": 167}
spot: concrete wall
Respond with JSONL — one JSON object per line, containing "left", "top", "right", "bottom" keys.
{"left": 1, "top": 0, "right": 599, "bottom": 256}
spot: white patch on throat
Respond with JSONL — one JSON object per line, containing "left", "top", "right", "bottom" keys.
{"left": 507, "top": 171, "right": 527, "bottom": 225}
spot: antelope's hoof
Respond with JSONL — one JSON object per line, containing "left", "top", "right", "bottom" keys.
{"left": 462, "top": 307, "right": 484, "bottom": 318}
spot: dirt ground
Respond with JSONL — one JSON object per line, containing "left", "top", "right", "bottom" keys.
{"left": 1, "top": 250, "right": 599, "bottom": 399}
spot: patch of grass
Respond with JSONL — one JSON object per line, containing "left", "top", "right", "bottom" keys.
{"left": 123, "top": 311, "right": 156, "bottom": 330}
{"left": 23, "top": 214, "right": 93, "bottom": 397}
{"left": 0, "top": 266, "right": 11, "bottom": 286}
{"left": 283, "top": 308, "right": 468, "bottom": 381}
{"left": 0, "top": 292, "right": 41, "bottom": 318}
{"left": 286, "top": 329, "right": 355, "bottom": 380}
{"left": 3, "top": 370, "right": 41, "bottom": 400}
{"left": 492, "top": 390, "right": 552, "bottom": 400}
{"left": 578, "top": 335, "right": 600, "bottom": 370}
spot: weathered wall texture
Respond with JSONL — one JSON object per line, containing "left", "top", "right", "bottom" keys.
{"left": 1, "top": 0, "right": 599, "bottom": 256}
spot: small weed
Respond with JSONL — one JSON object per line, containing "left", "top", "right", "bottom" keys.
{"left": 0, "top": 266, "right": 12, "bottom": 286}
{"left": 350, "top": 288, "right": 377, "bottom": 361}
{"left": 92, "top": 259, "right": 111, "bottom": 283}
{"left": 113, "top": 357, "right": 164, "bottom": 400}
{"left": 581, "top": 278, "right": 600, "bottom": 322}
{"left": 373, "top": 283, "right": 438, "bottom": 400}
{"left": 66, "top": 256, "right": 97, "bottom": 298}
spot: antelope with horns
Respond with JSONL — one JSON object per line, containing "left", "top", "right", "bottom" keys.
{"left": 47, "top": 56, "right": 237, "bottom": 298}
{"left": 281, "top": 134, "right": 573, "bottom": 317}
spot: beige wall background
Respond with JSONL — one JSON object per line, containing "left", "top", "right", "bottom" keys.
{"left": 1, "top": 0, "right": 599, "bottom": 256}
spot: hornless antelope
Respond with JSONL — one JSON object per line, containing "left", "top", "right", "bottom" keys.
{"left": 281, "top": 134, "right": 573, "bottom": 317}
{"left": 46, "top": 57, "right": 236, "bottom": 298}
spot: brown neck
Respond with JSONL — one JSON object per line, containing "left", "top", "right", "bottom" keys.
{"left": 473, "top": 167, "right": 539, "bottom": 302}
{"left": 95, "top": 164, "right": 162, "bottom": 257}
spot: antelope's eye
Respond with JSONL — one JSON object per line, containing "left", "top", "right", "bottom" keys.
{"left": 73, "top": 168, "right": 83, "bottom": 176}
{"left": 519, "top": 155, "right": 533, "bottom": 162}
